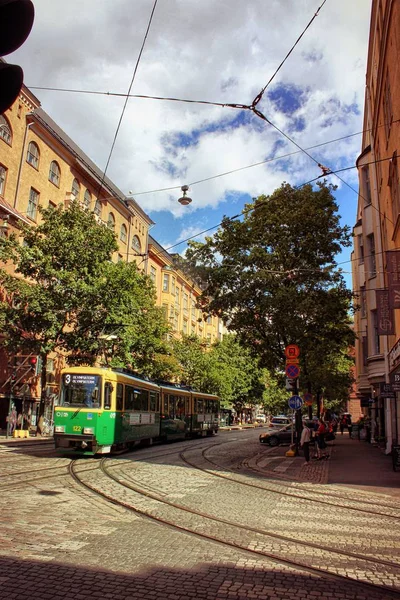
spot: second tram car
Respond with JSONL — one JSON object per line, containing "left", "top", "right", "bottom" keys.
{"left": 54, "top": 366, "right": 220, "bottom": 454}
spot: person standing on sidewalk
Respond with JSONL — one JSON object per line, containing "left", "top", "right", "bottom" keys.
{"left": 300, "top": 421, "right": 311, "bottom": 465}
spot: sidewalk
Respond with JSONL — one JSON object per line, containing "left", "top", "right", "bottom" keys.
{"left": 328, "top": 431, "right": 400, "bottom": 497}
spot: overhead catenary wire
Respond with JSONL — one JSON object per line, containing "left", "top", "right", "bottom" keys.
{"left": 251, "top": 0, "right": 327, "bottom": 108}
{"left": 97, "top": 0, "right": 159, "bottom": 197}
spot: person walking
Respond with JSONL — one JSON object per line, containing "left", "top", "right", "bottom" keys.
{"left": 300, "top": 421, "right": 311, "bottom": 465}
{"left": 315, "top": 418, "right": 328, "bottom": 460}
{"left": 340, "top": 415, "right": 346, "bottom": 435}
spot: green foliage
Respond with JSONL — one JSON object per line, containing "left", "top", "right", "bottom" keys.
{"left": 185, "top": 182, "right": 355, "bottom": 401}
{"left": 0, "top": 200, "right": 169, "bottom": 376}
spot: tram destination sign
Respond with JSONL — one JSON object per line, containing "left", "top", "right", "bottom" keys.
{"left": 64, "top": 374, "right": 98, "bottom": 385}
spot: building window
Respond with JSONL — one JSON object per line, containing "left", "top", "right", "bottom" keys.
{"left": 367, "top": 234, "right": 376, "bottom": 278}
{"left": 183, "top": 319, "right": 188, "bottom": 334}
{"left": 0, "top": 165, "right": 7, "bottom": 196}
{"left": 175, "top": 288, "right": 180, "bottom": 307}
{"left": 362, "top": 166, "right": 371, "bottom": 206}
{"left": 83, "top": 189, "right": 91, "bottom": 209}
{"left": 120, "top": 223, "right": 127, "bottom": 243}
{"left": 360, "top": 287, "right": 367, "bottom": 318}
{"left": 27, "top": 141, "right": 40, "bottom": 169}
{"left": 171, "top": 277, "right": 176, "bottom": 295}
{"left": 0, "top": 115, "right": 12, "bottom": 144}
{"left": 183, "top": 293, "right": 188, "bottom": 312}
{"left": 163, "top": 273, "right": 170, "bottom": 291}
{"left": 150, "top": 266, "right": 156, "bottom": 282}
{"left": 383, "top": 71, "right": 393, "bottom": 139}
{"left": 376, "top": 141, "right": 382, "bottom": 192}
{"left": 93, "top": 198, "right": 101, "bottom": 216}
{"left": 71, "top": 178, "right": 80, "bottom": 200}
{"left": 389, "top": 152, "right": 400, "bottom": 220}
{"left": 27, "top": 188, "right": 39, "bottom": 220}
{"left": 358, "top": 235, "right": 364, "bottom": 264}
{"left": 132, "top": 235, "right": 141, "bottom": 253}
{"left": 49, "top": 161, "right": 60, "bottom": 187}
{"left": 207, "top": 315, "right": 212, "bottom": 324}
{"left": 372, "top": 311, "right": 380, "bottom": 355}
{"left": 107, "top": 212, "right": 115, "bottom": 231}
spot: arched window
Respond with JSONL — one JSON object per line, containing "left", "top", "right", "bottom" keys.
{"left": 93, "top": 199, "right": 101, "bottom": 216}
{"left": 49, "top": 161, "right": 60, "bottom": 187}
{"left": 83, "top": 189, "right": 91, "bottom": 209}
{"left": 107, "top": 212, "right": 115, "bottom": 231}
{"left": 71, "top": 178, "right": 80, "bottom": 200}
{"left": 27, "top": 141, "right": 40, "bottom": 168}
{"left": 120, "top": 223, "right": 127, "bottom": 243}
{"left": 0, "top": 115, "right": 12, "bottom": 144}
{"left": 132, "top": 235, "right": 141, "bottom": 253}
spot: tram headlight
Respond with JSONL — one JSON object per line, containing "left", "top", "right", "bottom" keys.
{"left": 55, "top": 425, "right": 65, "bottom": 433}
{"left": 83, "top": 427, "right": 94, "bottom": 434}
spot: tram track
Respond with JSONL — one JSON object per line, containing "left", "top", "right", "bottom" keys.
{"left": 176, "top": 442, "right": 400, "bottom": 520}
{"left": 68, "top": 457, "right": 400, "bottom": 599}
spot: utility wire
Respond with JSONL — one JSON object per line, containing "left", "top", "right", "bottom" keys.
{"left": 251, "top": 0, "right": 327, "bottom": 108}
{"left": 97, "top": 0, "right": 159, "bottom": 197}
{"left": 28, "top": 85, "right": 249, "bottom": 110}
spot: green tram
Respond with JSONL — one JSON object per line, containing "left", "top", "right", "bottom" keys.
{"left": 53, "top": 366, "right": 220, "bottom": 455}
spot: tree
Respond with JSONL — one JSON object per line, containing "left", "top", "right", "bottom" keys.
{"left": 0, "top": 200, "right": 168, "bottom": 417}
{"left": 185, "top": 182, "right": 355, "bottom": 399}
{"left": 207, "top": 335, "right": 265, "bottom": 410}
{"left": 170, "top": 335, "right": 211, "bottom": 390}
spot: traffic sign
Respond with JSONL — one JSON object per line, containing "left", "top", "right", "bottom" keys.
{"left": 285, "top": 357, "right": 300, "bottom": 365}
{"left": 303, "top": 392, "right": 313, "bottom": 402}
{"left": 288, "top": 395, "right": 303, "bottom": 410}
{"left": 285, "top": 344, "right": 300, "bottom": 359}
{"left": 285, "top": 364, "right": 300, "bottom": 379}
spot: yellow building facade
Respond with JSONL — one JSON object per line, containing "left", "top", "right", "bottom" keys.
{"left": 352, "top": 0, "right": 400, "bottom": 451}
{"left": 0, "top": 81, "right": 223, "bottom": 427}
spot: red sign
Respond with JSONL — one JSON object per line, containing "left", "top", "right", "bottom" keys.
{"left": 285, "top": 364, "right": 300, "bottom": 378}
{"left": 285, "top": 344, "right": 300, "bottom": 359}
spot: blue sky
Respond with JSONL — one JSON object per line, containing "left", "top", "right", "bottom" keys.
{"left": 11, "top": 0, "right": 372, "bottom": 289}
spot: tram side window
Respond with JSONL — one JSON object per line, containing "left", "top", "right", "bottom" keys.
{"left": 163, "top": 395, "right": 168, "bottom": 415}
{"left": 149, "top": 391, "right": 157, "bottom": 412}
{"left": 116, "top": 384, "right": 124, "bottom": 411}
{"left": 176, "top": 397, "right": 185, "bottom": 418}
{"left": 169, "top": 395, "right": 176, "bottom": 418}
{"left": 141, "top": 389, "right": 149, "bottom": 411}
{"left": 125, "top": 386, "right": 135, "bottom": 410}
{"left": 197, "top": 398, "right": 204, "bottom": 413}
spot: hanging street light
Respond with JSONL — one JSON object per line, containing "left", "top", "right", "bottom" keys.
{"left": 178, "top": 185, "right": 192, "bottom": 206}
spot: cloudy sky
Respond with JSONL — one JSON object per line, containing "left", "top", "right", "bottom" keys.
{"left": 11, "top": 0, "right": 371, "bottom": 285}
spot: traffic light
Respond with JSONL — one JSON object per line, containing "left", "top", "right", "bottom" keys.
{"left": 0, "top": 0, "right": 35, "bottom": 114}
{"left": 28, "top": 355, "right": 40, "bottom": 375}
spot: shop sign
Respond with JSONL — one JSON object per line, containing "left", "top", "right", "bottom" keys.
{"left": 389, "top": 371, "right": 400, "bottom": 391}
{"left": 388, "top": 338, "right": 400, "bottom": 371}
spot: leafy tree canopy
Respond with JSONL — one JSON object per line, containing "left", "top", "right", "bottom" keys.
{"left": 185, "top": 182, "right": 355, "bottom": 398}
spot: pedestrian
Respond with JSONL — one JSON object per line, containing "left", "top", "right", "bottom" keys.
{"left": 340, "top": 415, "right": 346, "bottom": 435}
{"left": 347, "top": 415, "right": 353, "bottom": 437}
{"left": 300, "top": 421, "right": 311, "bottom": 465}
{"left": 315, "top": 418, "right": 328, "bottom": 460}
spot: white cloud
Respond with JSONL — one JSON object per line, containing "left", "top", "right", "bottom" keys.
{"left": 10, "top": 0, "right": 371, "bottom": 222}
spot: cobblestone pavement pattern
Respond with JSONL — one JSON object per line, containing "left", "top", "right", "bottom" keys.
{"left": 0, "top": 429, "right": 399, "bottom": 600}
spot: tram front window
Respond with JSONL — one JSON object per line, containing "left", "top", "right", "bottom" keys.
{"left": 61, "top": 374, "right": 101, "bottom": 408}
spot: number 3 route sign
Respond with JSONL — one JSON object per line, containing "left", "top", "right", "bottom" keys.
{"left": 288, "top": 395, "right": 303, "bottom": 410}
{"left": 285, "top": 364, "right": 300, "bottom": 379}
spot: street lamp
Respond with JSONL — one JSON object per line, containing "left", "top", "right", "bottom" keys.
{"left": 178, "top": 185, "right": 192, "bottom": 206}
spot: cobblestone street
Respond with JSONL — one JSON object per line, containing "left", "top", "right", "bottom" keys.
{"left": 0, "top": 429, "right": 399, "bottom": 600}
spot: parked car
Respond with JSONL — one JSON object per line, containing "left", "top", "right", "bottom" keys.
{"left": 256, "top": 414, "right": 267, "bottom": 423}
{"left": 270, "top": 415, "right": 291, "bottom": 428}
{"left": 259, "top": 420, "right": 315, "bottom": 446}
